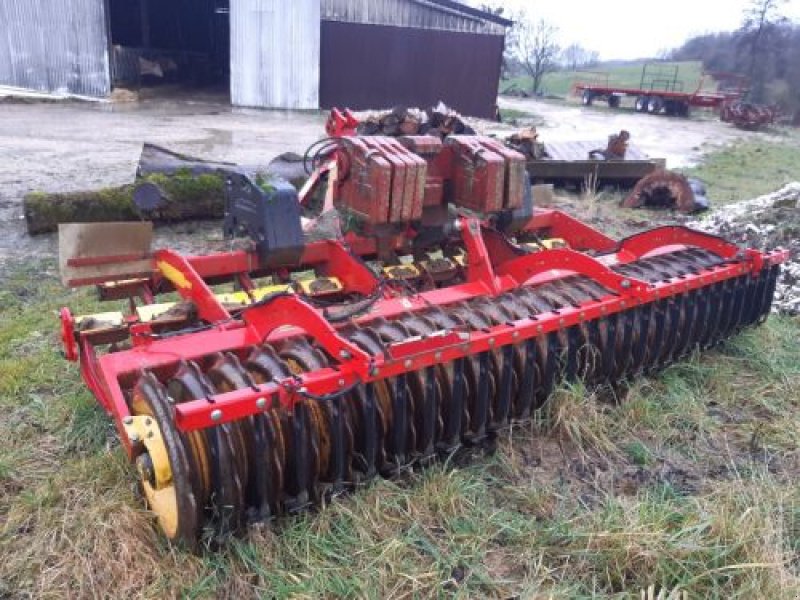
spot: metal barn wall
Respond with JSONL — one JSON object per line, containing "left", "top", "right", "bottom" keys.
{"left": 230, "top": 0, "right": 320, "bottom": 109}
{"left": 321, "top": 0, "right": 507, "bottom": 35}
{"left": 320, "top": 21, "right": 504, "bottom": 119}
{"left": 0, "top": 0, "right": 110, "bottom": 97}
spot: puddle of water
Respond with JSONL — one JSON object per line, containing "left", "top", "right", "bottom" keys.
{"left": 185, "top": 128, "right": 235, "bottom": 153}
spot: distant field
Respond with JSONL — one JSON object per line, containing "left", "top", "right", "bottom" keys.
{"left": 501, "top": 61, "right": 708, "bottom": 99}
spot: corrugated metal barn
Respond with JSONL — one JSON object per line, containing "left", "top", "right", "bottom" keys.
{"left": 0, "top": 0, "right": 510, "bottom": 117}
{"left": 319, "top": 0, "right": 510, "bottom": 118}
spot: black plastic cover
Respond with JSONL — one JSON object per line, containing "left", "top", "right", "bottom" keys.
{"left": 223, "top": 173, "right": 304, "bottom": 265}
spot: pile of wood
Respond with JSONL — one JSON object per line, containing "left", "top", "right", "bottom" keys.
{"left": 356, "top": 104, "right": 476, "bottom": 138}
{"left": 23, "top": 144, "right": 317, "bottom": 235}
{"left": 23, "top": 144, "right": 233, "bottom": 235}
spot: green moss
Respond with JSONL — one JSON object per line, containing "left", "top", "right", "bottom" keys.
{"left": 154, "top": 172, "right": 226, "bottom": 219}
{"left": 254, "top": 172, "right": 276, "bottom": 193}
{"left": 23, "top": 171, "right": 228, "bottom": 234}
{"left": 23, "top": 185, "right": 138, "bottom": 234}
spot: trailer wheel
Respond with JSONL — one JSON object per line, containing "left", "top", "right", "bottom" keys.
{"left": 664, "top": 100, "right": 677, "bottom": 116}
{"left": 582, "top": 90, "right": 595, "bottom": 106}
{"left": 647, "top": 96, "right": 664, "bottom": 114}
{"left": 677, "top": 102, "right": 690, "bottom": 118}
{"left": 635, "top": 96, "right": 649, "bottom": 112}
{"left": 608, "top": 95, "right": 621, "bottom": 109}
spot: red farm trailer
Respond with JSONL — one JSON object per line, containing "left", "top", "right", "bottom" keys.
{"left": 572, "top": 63, "right": 747, "bottom": 117}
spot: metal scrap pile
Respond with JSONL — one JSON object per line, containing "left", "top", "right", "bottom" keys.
{"left": 720, "top": 101, "right": 776, "bottom": 130}
{"left": 690, "top": 182, "right": 800, "bottom": 314}
{"left": 505, "top": 127, "right": 549, "bottom": 160}
{"left": 623, "top": 170, "right": 709, "bottom": 214}
{"left": 588, "top": 130, "right": 630, "bottom": 160}
{"left": 356, "top": 103, "right": 476, "bottom": 138}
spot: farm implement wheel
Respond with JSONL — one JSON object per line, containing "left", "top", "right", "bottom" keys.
{"left": 127, "top": 373, "right": 202, "bottom": 546}
{"left": 99, "top": 243, "right": 784, "bottom": 543}
{"left": 166, "top": 360, "right": 246, "bottom": 540}
{"left": 647, "top": 96, "right": 664, "bottom": 114}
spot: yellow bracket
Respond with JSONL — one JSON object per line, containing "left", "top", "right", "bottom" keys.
{"left": 251, "top": 284, "right": 293, "bottom": 301}
{"left": 297, "top": 277, "right": 343, "bottom": 296}
{"left": 383, "top": 265, "right": 421, "bottom": 280}
{"left": 75, "top": 311, "right": 125, "bottom": 333}
{"left": 219, "top": 284, "right": 294, "bottom": 306}
{"left": 523, "top": 238, "right": 569, "bottom": 252}
{"left": 135, "top": 285, "right": 294, "bottom": 323}
{"left": 122, "top": 415, "right": 171, "bottom": 490}
{"left": 156, "top": 259, "right": 192, "bottom": 290}
{"left": 542, "top": 238, "right": 568, "bottom": 250}
{"left": 421, "top": 258, "right": 457, "bottom": 273}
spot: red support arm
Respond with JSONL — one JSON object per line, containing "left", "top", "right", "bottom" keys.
{"left": 154, "top": 249, "right": 230, "bottom": 324}
{"left": 459, "top": 217, "right": 502, "bottom": 295}
{"left": 614, "top": 226, "right": 739, "bottom": 261}
{"left": 496, "top": 247, "right": 651, "bottom": 300}
{"left": 242, "top": 295, "right": 372, "bottom": 380}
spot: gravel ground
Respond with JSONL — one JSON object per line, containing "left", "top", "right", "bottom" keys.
{"left": 0, "top": 92, "right": 327, "bottom": 274}
{"left": 0, "top": 92, "right": 794, "bottom": 290}
{"left": 689, "top": 182, "right": 800, "bottom": 315}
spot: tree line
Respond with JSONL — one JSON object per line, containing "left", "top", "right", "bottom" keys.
{"left": 669, "top": 0, "right": 799, "bottom": 120}
{"left": 482, "top": 0, "right": 797, "bottom": 119}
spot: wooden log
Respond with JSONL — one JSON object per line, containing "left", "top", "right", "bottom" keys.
{"left": 23, "top": 171, "right": 226, "bottom": 235}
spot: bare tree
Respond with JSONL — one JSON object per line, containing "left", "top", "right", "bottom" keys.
{"left": 511, "top": 15, "right": 560, "bottom": 94}
{"left": 740, "top": 0, "right": 787, "bottom": 101}
{"left": 561, "top": 43, "right": 599, "bottom": 71}
{"left": 562, "top": 44, "right": 583, "bottom": 71}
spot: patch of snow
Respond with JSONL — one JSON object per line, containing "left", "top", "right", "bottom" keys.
{"left": 689, "top": 183, "right": 800, "bottom": 315}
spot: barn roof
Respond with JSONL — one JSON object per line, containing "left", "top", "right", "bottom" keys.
{"left": 421, "top": 1, "right": 513, "bottom": 27}
{"left": 321, "top": 0, "right": 512, "bottom": 35}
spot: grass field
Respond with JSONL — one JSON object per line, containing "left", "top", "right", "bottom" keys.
{"left": 1, "top": 139, "right": 798, "bottom": 597}
{"left": 680, "top": 134, "right": 800, "bottom": 204}
{"left": 501, "top": 61, "right": 707, "bottom": 99}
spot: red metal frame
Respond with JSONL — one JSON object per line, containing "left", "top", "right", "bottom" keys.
{"left": 326, "top": 108, "right": 359, "bottom": 137}
{"left": 61, "top": 210, "right": 788, "bottom": 457}
{"left": 572, "top": 69, "right": 747, "bottom": 110}
{"left": 59, "top": 117, "right": 788, "bottom": 460}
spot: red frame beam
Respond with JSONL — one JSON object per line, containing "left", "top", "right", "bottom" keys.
{"left": 64, "top": 215, "right": 788, "bottom": 455}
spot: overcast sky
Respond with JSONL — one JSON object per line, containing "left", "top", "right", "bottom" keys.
{"left": 469, "top": 0, "right": 800, "bottom": 60}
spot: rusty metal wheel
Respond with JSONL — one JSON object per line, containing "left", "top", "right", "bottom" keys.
{"left": 128, "top": 371, "right": 202, "bottom": 546}
{"left": 280, "top": 337, "right": 356, "bottom": 502}
{"left": 369, "top": 318, "right": 420, "bottom": 473}
{"left": 166, "top": 360, "right": 245, "bottom": 539}
{"left": 245, "top": 344, "right": 292, "bottom": 517}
